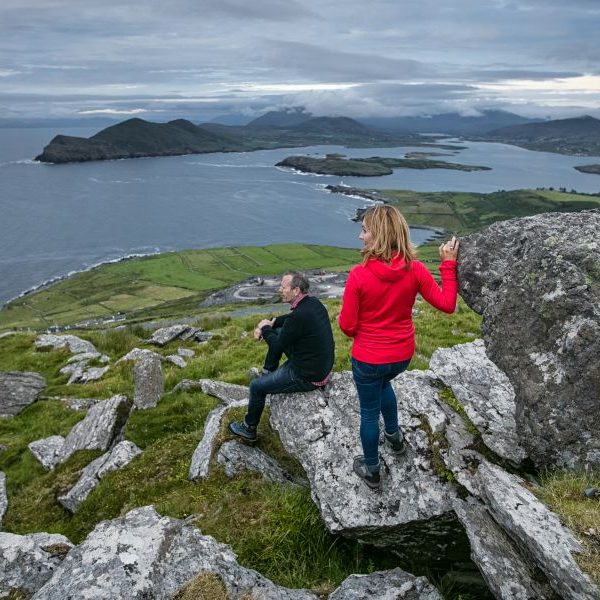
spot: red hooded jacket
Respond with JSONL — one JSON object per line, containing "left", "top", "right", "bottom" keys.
{"left": 338, "top": 256, "right": 457, "bottom": 363}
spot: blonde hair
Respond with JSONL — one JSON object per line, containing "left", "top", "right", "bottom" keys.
{"left": 361, "top": 204, "right": 416, "bottom": 266}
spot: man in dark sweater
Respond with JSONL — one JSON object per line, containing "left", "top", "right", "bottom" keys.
{"left": 229, "top": 272, "right": 335, "bottom": 442}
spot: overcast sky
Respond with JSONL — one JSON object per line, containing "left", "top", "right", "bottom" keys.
{"left": 1, "top": 0, "right": 599, "bottom": 122}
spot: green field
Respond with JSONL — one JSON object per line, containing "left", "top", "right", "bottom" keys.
{"left": 0, "top": 244, "right": 360, "bottom": 332}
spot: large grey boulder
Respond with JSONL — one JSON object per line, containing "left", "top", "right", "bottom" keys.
{"left": 458, "top": 210, "right": 600, "bottom": 469}
{"left": 32, "top": 505, "right": 317, "bottom": 599}
{"left": 329, "top": 568, "right": 443, "bottom": 599}
{"left": 58, "top": 441, "right": 142, "bottom": 512}
{"left": 35, "top": 334, "right": 97, "bottom": 355}
{"left": 0, "top": 371, "right": 46, "bottom": 417}
{"left": 217, "top": 440, "right": 304, "bottom": 486}
{"left": 149, "top": 325, "right": 190, "bottom": 346}
{"left": 269, "top": 371, "right": 459, "bottom": 552}
{"left": 0, "top": 531, "right": 73, "bottom": 597}
{"left": 0, "top": 472, "right": 6, "bottom": 529}
{"left": 430, "top": 340, "right": 526, "bottom": 464}
{"left": 199, "top": 379, "right": 249, "bottom": 404}
{"left": 133, "top": 355, "right": 163, "bottom": 409}
{"left": 116, "top": 347, "right": 164, "bottom": 364}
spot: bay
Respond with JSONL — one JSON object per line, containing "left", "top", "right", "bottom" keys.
{"left": 1, "top": 127, "right": 599, "bottom": 307}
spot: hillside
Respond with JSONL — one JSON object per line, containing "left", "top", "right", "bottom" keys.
{"left": 484, "top": 115, "right": 600, "bottom": 155}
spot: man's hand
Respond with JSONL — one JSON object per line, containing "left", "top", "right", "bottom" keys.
{"left": 254, "top": 318, "right": 275, "bottom": 340}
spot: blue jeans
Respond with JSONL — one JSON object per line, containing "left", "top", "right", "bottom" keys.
{"left": 352, "top": 357, "right": 411, "bottom": 471}
{"left": 245, "top": 361, "right": 317, "bottom": 428}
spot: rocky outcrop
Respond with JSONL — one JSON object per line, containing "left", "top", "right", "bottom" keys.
{"left": 217, "top": 440, "right": 304, "bottom": 486}
{"left": 133, "top": 355, "right": 163, "bottom": 409}
{"left": 0, "top": 472, "right": 6, "bottom": 528}
{"left": 198, "top": 379, "right": 249, "bottom": 404}
{"left": 269, "top": 371, "right": 459, "bottom": 554}
{"left": 148, "top": 325, "right": 212, "bottom": 347}
{"left": 35, "top": 334, "right": 97, "bottom": 355}
{"left": 458, "top": 209, "right": 600, "bottom": 470}
{"left": 0, "top": 531, "right": 73, "bottom": 597}
{"left": 116, "top": 347, "right": 164, "bottom": 364}
{"left": 165, "top": 354, "right": 187, "bottom": 368}
{"left": 0, "top": 371, "right": 46, "bottom": 417}
{"left": 31, "top": 506, "right": 318, "bottom": 599}
{"left": 58, "top": 441, "right": 142, "bottom": 512}
{"left": 329, "top": 568, "right": 443, "bottom": 599}
{"left": 29, "top": 395, "right": 132, "bottom": 470}
{"left": 429, "top": 340, "right": 526, "bottom": 464}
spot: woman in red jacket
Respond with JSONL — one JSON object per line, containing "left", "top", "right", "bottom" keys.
{"left": 338, "top": 205, "right": 459, "bottom": 490}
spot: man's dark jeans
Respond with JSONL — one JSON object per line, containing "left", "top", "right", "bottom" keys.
{"left": 351, "top": 357, "right": 411, "bottom": 471}
{"left": 245, "top": 361, "right": 317, "bottom": 428}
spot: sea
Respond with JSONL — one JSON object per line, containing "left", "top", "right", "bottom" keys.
{"left": 1, "top": 126, "right": 599, "bottom": 307}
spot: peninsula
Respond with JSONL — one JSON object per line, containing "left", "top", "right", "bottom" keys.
{"left": 574, "top": 164, "right": 600, "bottom": 175}
{"left": 276, "top": 154, "right": 490, "bottom": 177}
{"left": 34, "top": 115, "right": 441, "bottom": 165}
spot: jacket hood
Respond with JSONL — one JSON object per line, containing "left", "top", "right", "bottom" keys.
{"left": 365, "top": 254, "right": 409, "bottom": 282}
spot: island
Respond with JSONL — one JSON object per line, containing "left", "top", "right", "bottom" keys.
{"left": 276, "top": 154, "right": 490, "bottom": 177}
{"left": 574, "top": 164, "right": 600, "bottom": 175}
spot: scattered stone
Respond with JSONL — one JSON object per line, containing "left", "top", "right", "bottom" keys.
{"left": 58, "top": 441, "right": 142, "bottom": 512}
{"left": 35, "top": 334, "right": 97, "bottom": 355}
{"left": 193, "top": 331, "right": 214, "bottom": 343}
{"left": 68, "top": 365, "right": 110, "bottom": 385}
{"left": 149, "top": 325, "right": 190, "bottom": 346}
{"left": 32, "top": 505, "right": 318, "bottom": 599}
{"left": 475, "top": 460, "right": 598, "bottom": 599}
{"left": 66, "top": 351, "right": 101, "bottom": 364}
{"left": 116, "top": 347, "right": 164, "bottom": 364}
{"left": 57, "top": 395, "right": 132, "bottom": 465}
{"left": 165, "top": 355, "right": 187, "bottom": 368}
{"left": 0, "top": 472, "right": 7, "bottom": 528}
{"left": 189, "top": 400, "right": 248, "bottom": 481}
{"left": 58, "top": 397, "right": 100, "bottom": 411}
{"left": 133, "top": 356, "right": 163, "bottom": 410}
{"left": 172, "top": 379, "right": 203, "bottom": 393}
{"left": 453, "top": 497, "right": 554, "bottom": 599}
{"left": 458, "top": 210, "right": 600, "bottom": 470}
{"left": 269, "top": 371, "right": 458, "bottom": 553}
{"left": 28, "top": 435, "right": 66, "bottom": 471}
{"left": 0, "top": 531, "right": 73, "bottom": 598}
{"left": 0, "top": 371, "right": 46, "bottom": 417}
{"left": 177, "top": 348, "right": 195, "bottom": 358}
{"left": 430, "top": 340, "right": 527, "bottom": 464}
{"left": 178, "top": 327, "right": 201, "bottom": 341}
{"left": 217, "top": 440, "right": 304, "bottom": 486}
{"left": 199, "top": 379, "right": 249, "bottom": 404}
{"left": 329, "top": 568, "right": 443, "bottom": 599}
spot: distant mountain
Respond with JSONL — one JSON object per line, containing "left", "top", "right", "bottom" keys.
{"left": 35, "top": 118, "right": 239, "bottom": 163}
{"left": 290, "top": 116, "right": 373, "bottom": 136}
{"left": 245, "top": 109, "right": 313, "bottom": 129}
{"left": 359, "top": 110, "right": 538, "bottom": 135}
{"left": 485, "top": 115, "right": 600, "bottom": 155}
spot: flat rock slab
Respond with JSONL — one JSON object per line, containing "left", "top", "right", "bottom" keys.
{"left": 165, "top": 354, "right": 186, "bottom": 368}
{"left": 430, "top": 340, "right": 526, "bottom": 464}
{"left": 35, "top": 334, "right": 97, "bottom": 355}
{"left": 199, "top": 379, "right": 249, "bottom": 404}
{"left": 0, "top": 531, "right": 73, "bottom": 597}
{"left": 0, "top": 371, "right": 46, "bottom": 417}
{"left": 116, "top": 347, "right": 164, "bottom": 364}
{"left": 453, "top": 497, "right": 555, "bottom": 599}
{"left": 458, "top": 210, "right": 600, "bottom": 469}
{"left": 58, "top": 441, "right": 142, "bottom": 512}
{"left": 329, "top": 568, "right": 443, "bottom": 599}
{"left": 133, "top": 356, "right": 163, "bottom": 409}
{"left": 474, "top": 460, "right": 598, "bottom": 600}
{"left": 189, "top": 400, "right": 248, "bottom": 481}
{"left": 269, "top": 371, "right": 457, "bottom": 550}
{"left": 149, "top": 325, "right": 191, "bottom": 346}
{"left": 217, "top": 440, "right": 303, "bottom": 486}
{"left": 31, "top": 505, "right": 317, "bottom": 599}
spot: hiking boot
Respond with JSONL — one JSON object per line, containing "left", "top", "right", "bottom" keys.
{"left": 353, "top": 456, "right": 381, "bottom": 490}
{"left": 384, "top": 429, "right": 407, "bottom": 455}
{"left": 229, "top": 420, "right": 257, "bottom": 442}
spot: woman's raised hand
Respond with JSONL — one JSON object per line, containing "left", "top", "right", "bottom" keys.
{"left": 439, "top": 236, "right": 459, "bottom": 261}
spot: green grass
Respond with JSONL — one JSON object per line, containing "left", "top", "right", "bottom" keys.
{"left": 0, "top": 244, "right": 360, "bottom": 332}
